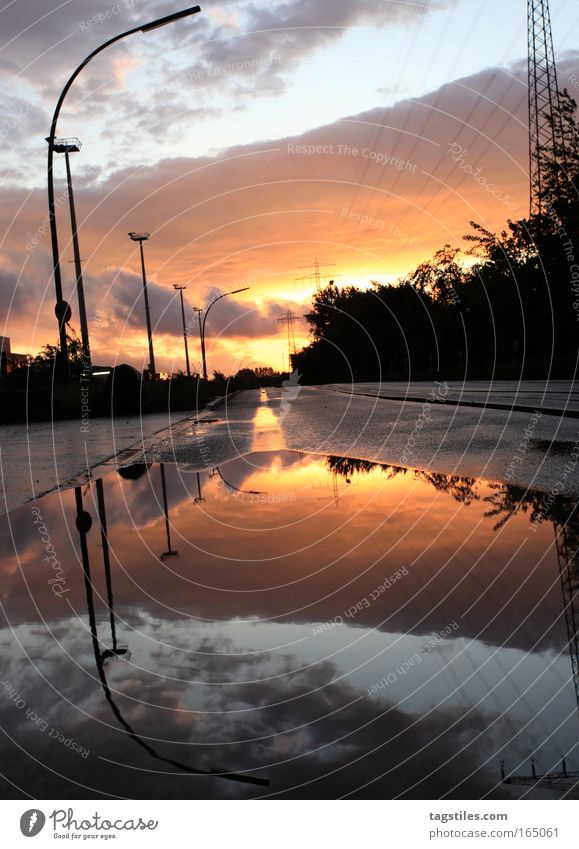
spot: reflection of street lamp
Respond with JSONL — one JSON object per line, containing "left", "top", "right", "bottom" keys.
{"left": 173, "top": 284, "right": 191, "bottom": 377}
{"left": 46, "top": 5, "right": 202, "bottom": 375}
{"left": 75, "top": 484, "right": 129, "bottom": 664}
{"left": 128, "top": 232, "right": 156, "bottom": 380}
{"left": 200, "top": 288, "right": 249, "bottom": 380}
{"left": 159, "top": 464, "right": 179, "bottom": 560}
{"left": 80, "top": 539, "right": 269, "bottom": 786}
{"left": 213, "top": 466, "right": 265, "bottom": 495}
{"left": 95, "top": 478, "right": 130, "bottom": 662}
{"left": 194, "top": 472, "right": 206, "bottom": 504}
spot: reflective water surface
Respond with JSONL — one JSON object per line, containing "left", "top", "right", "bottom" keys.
{"left": 1, "top": 450, "right": 578, "bottom": 798}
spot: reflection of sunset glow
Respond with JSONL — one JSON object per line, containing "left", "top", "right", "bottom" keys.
{"left": 2, "top": 447, "right": 577, "bottom": 797}
{"left": 250, "top": 392, "right": 286, "bottom": 452}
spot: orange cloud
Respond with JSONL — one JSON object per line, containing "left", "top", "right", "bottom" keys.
{"left": 3, "top": 56, "right": 578, "bottom": 371}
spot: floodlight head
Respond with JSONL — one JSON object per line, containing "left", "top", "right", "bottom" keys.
{"left": 128, "top": 232, "right": 150, "bottom": 242}
{"left": 50, "top": 137, "right": 82, "bottom": 153}
{"left": 173, "top": 284, "right": 186, "bottom": 290}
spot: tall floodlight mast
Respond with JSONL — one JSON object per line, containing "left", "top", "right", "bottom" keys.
{"left": 527, "top": 0, "right": 567, "bottom": 215}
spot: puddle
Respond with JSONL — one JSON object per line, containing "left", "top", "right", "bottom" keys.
{"left": 1, "top": 451, "right": 578, "bottom": 799}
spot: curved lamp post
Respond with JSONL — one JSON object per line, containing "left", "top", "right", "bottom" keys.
{"left": 200, "top": 287, "right": 249, "bottom": 380}
{"left": 46, "top": 5, "right": 202, "bottom": 375}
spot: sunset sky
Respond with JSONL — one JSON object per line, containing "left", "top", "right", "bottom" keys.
{"left": 2, "top": 0, "right": 579, "bottom": 374}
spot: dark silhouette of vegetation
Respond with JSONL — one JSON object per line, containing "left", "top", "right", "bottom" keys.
{"left": 294, "top": 91, "right": 579, "bottom": 383}
{"left": 327, "top": 454, "right": 577, "bottom": 532}
{"left": 0, "top": 340, "right": 286, "bottom": 423}
{"left": 30, "top": 330, "right": 85, "bottom": 377}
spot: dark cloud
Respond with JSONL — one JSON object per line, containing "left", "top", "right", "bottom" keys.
{"left": 187, "top": 0, "right": 448, "bottom": 93}
{"left": 0, "top": 0, "right": 449, "bottom": 127}
{"left": 103, "top": 267, "right": 302, "bottom": 342}
{"left": 0, "top": 0, "right": 183, "bottom": 82}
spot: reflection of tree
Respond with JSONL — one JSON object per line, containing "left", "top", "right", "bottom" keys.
{"left": 327, "top": 456, "right": 477, "bottom": 503}
{"left": 328, "top": 453, "right": 579, "bottom": 722}
{"left": 327, "top": 454, "right": 577, "bottom": 525}
{"left": 484, "top": 482, "right": 551, "bottom": 529}
{"left": 74, "top": 482, "right": 269, "bottom": 787}
{"left": 416, "top": 470, "right": 477, "bottom": 505}
{"left": 326, "top": 456, "right": 399, "bottom": 479}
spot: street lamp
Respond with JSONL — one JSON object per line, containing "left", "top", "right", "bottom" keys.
{"left": 173, "top": 284, "right": 191, "bottom": 377}
{"left": 192, "top": 307, "right": 203, "bottom": 378}
{"left": 46, "top": 5, "right": 202, "bottom": 375}
{"left": 49, "top": 137, "right": 92, "bottom": 373}
{"left": 200, "top": 287, "right": 250, "bottom": 381}
{"left": 128, "top": 232, "right": 156, "bottom": 380}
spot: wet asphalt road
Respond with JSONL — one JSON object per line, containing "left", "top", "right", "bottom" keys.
{"left": 148, "top": 383, "right": 579, "bottom": 496}
{"left": 2, "top": 381, "right": 578, "bottom": 513}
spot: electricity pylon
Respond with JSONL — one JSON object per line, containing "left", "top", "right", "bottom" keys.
{"left": 277, "top": 311, "right": 303, "bottom": 371}
{"left": 296, "top": 256, "right": 336, "bottom": 292}
{"left": 527, "top": 0, "right": 567, "bottom": 215}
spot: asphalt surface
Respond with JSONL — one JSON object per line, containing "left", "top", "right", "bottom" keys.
{"left": 2, "top": 381, "right": 579, "bottom": 513}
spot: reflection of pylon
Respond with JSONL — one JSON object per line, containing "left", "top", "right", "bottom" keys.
{"left": 296, "top": 256, "right": 336, "bottom": 292}
{"left": 499, "top": 518, "right": 579, "bottom": 794}
{"left": 553, "top": 520, "right": 579, "bottom": 715}
{"left": 312, "top": 473, "right": 343, "bottom": 507}
{"left": 277, "top": 311, "right": 301, "bottom": 371}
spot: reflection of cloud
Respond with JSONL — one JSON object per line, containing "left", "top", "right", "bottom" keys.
{"left": 1, "top": 450, "right": 577, "bottom": 797}
{"left": 214, "top": 449, "right": 309, "bottom": 491}
{"left": 0, "top": 619, "right": 517, "bottom": 799}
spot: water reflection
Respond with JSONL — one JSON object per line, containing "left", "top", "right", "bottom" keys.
{"left": 159, "top": 465, "right": 179, "bottom": 562}
{"left": 1, "top": 450, "right": 578, "bottom": 798}
{"left": 329, "top": 456, "right": 579, "bottom": 706}
{"left": 74, "top": 483, "right": 268, "bottom": 787}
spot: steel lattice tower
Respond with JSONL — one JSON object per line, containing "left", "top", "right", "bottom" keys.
{"left": 527, "top": 0, "right": 567, "bottom": 215}
{"left": 278, "top": 311, "right": 299, "bottom": 371}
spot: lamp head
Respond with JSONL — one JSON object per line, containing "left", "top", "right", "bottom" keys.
{"left": 140, "top": 5, "right": 201, "bottom": 33}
